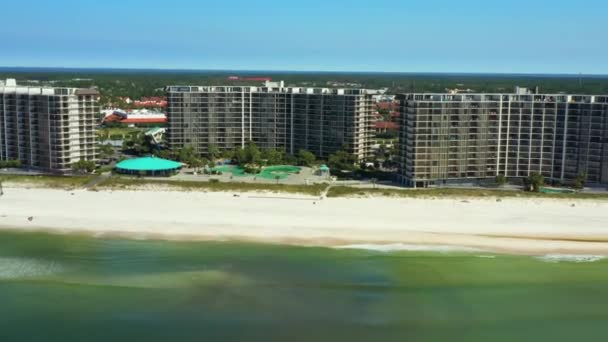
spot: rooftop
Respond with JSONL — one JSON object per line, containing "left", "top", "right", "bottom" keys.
{"left": 398, "top": 93, "right": 608, "bottom": 103}
{"left": 0, "top": 78, "right": 99, "bottom": 96}
{"left": 115, "top": 157, "right": 182, "bottom": 172}
{"left": 166, "top": 80, "right": 381, "bottom": 95}
{"left": 375, "top": 121, "right": 398, "bottom": 130}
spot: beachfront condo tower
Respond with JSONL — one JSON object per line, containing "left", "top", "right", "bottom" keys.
{"left": 0, "top": 79, "right": 99, "bottom": 172}
{"left": 166, "top": 81, "right": 377, "bottom": 161}
{"left": 397, "top": 90, "right": 608, "bottom": 187}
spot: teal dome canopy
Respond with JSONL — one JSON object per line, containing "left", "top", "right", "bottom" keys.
{"left": 115, "top": 157, "right": 182, "bottom": 172}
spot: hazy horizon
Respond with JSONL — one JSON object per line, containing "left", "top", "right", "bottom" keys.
{"left": 2, "top": 0, "right": 607, "bottom": 74}
{"left": 1, "top": 66, "right": 608, "bottom": 78}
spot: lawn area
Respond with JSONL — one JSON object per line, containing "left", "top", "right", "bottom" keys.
{"left": 0, "top": 175, "right": 95, "bottom": 188}
{"left": 95, "top": 177, "right": 328, "bottom": 196}
{"left": 326, "top": 186, "right": 608, "bottom": 200}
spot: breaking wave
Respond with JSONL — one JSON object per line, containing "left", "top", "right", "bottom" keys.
{"left": 536, "top": 254, "right": 606, "bottom": 263}
{"left": 333, "top": 243, "right": 483, "bottom": 253}
{"left": 0, "top": 257, "right": 65, "bottom": 279}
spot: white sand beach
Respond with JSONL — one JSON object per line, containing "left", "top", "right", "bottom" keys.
{"left": 1, "top": 186, "right": 608, "bottom": 255}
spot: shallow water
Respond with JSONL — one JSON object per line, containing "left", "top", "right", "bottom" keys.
{"left": 1, "top": 231, "right": 608, "bottom": 341}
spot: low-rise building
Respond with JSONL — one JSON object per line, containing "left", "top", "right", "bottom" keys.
{"left": 375, "top": 121, "right": 398, "bottom": 134}
{"left": 134, "top": 97, "right": 167, "bottom": 108}
{"left": 103, "top": 109, "right": 167, "bottom": 125}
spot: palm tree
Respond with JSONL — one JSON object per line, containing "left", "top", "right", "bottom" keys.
{"left": 208, "top": 144, "right": 220, "bottom": 161}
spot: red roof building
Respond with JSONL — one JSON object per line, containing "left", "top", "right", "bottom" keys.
{"left": 121, "top": 117, "right": 167, "bottom": 124}
{"left": 374, "top": 121, "right": 399, "bottom": 133}
{"left": 377, "top": 102, "right": 398, "bottom": 110}
{"left": 103, "top": 110, "right": 167, "bottom": 125}
{"left": 134, "top": 97, "right": 168, "bottom": 108}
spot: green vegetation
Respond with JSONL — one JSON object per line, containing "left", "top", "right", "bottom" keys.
{"left": 226, "top": 142, "right": 262, "bottom": 167}
{"left": 0, "top": 160, "right": 22, "bottom": 168}
{"left": 374, "top": 142, "right": 398, "bottom": 161}
{"left": 262, "top": 148, "right": 286, "bottom": 165}
{"left": 207, "top": 144, "right": 221, "bottom": 160}
{"left": 244, "top": 142, "right": 262, "bottom": 166}
{"left": 326, "top": 186, "right": 608, "bottom": 200}
{"left": 525, "top": 172, "right": 545, "bottom": 192}
{"left": 122, "top": 131, "right": 152, "bottom": 155}
{"left": 3, "top": 172, "right": 606, "bottom": 200}
{"left": 97, "top": 143, "right": 115, "bottom": 160}
{"left": 97, "top": 127, "right": 141, "bottom": 140}
{"left": 177, "top": 146, "right": 202, "bottom": 166}
{"left": 375, "top": 131, "right": 399, "bottom": 140}
{"left": 95, "top": 177, "right": 327, "bottom": 196}
{"left": 4, "top": 69, "right": 608, "bottom": 106}
{"left": 573, "top": 171, "right": 588, "bottom": 190}
{"left": 495, "top": 174, "right": 507, "bottom": 187}
{"left": 377, "top": 108, "right": 390, "bottom": 120}
{"left": 96, "top": 165, "right": 115, "bottom": 173}
{"left": 296, "top": 149, "right": 316, "bottom": 167}
{"left": 0, "top": 175, "right": 94, "bottom": 188}
{"left": 72, "top": 160, "right": 97, "bottom": 174}
{"left": 327, "top": 147, "right": 357, "bottom": 172}
{"left": 224, "top": 142, "right": 313, "bottom": 171}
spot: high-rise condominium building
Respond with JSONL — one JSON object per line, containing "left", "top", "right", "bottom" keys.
{"left": 166, "top": 81, "right": 377, "bottom": 161}
{"left": 397, "top": 91, "right": 608, "bottom": 187}
{"left": 0, "top": 79, "right": 99, "bottom": 172}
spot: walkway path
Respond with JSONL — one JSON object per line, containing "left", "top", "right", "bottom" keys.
{"left": 83, "top": 173, "right": 112, "bottom": 189}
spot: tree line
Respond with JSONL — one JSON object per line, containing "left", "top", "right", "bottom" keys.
{"left": 4, "top": 69, "right": 608, "bottom": 107}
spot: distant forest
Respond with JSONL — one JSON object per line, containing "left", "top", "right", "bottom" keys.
{"left": 2, "top": 68, "right": 608, "bottom": 106}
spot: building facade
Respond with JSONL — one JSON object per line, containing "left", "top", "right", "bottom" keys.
{"left": 397, "top": 92, "right": 608, "bottom": 187}
{"left": 166, "top": 82, "right": 376, "bottom": 161}
{"left": 0, "top": 79, "right": 99, "bottom": 172}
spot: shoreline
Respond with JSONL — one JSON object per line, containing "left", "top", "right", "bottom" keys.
{"left": 5, "top": 226, "right": 608, "bottom": 257}
{"left": 2, "top": 186, "right": 608, "bottom": 256}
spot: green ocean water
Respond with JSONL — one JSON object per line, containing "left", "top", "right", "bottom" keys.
{"left": 1, "top": 231, "right": 608, "bottom": 342}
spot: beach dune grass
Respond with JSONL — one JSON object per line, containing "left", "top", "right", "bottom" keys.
{"left": 94, "top": 176, "right": 327, "bottom": 196}
{"left": 0, "top": 175, "right": 95, "bottom": 188}
{"left": 326, "top": 185, "right": 608, "bottom": 200}
{"left": 4, "top": 173, "right": 608, "bottom": 200}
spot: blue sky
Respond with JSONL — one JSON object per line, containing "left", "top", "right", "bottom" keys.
{"left": 2, "top": 0, "right": 607, "bottom": 73}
